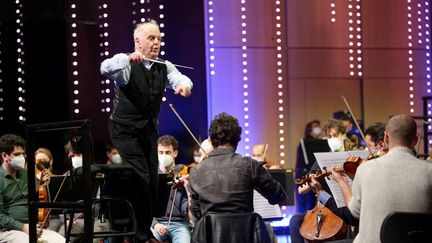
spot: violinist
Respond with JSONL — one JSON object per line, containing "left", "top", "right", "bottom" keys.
{"left": 0, "top": 134, "right": 65, "bottom": 242}
{"left": 151, "top": 135, "right": 191, "bottom": 243}
{"left": 363, "top": 122, "right": 387, "bottom": 156}
{"left": 34, "top": 148, "right": 62, "bottom": 232}
{"left": 308, "top": 122, "right": 387, "bottom": 231}
{"left": 252, "top": 143, "right": 281, "bottom": 169}
{"left": 334, "top": 111, "right": 364, "bottom": 147}
{"left": 188, "top": 113, "right": 288, "bottom": 234}
{"left": 332, "top": 115, "right": 432, "bottom": 243}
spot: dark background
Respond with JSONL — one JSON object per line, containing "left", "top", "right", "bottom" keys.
{"left": 0, "top": 0, "right": 207, "bottom": 166}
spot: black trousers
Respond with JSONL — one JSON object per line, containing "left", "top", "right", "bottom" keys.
{"left": 108, "top": 119, "right": 159, "bottom": 241}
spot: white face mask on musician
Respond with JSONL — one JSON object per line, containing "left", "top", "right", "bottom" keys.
{"left": 8, "top": 155, "right": 26, "bottom": 170}
{"left": 111, "top": 154, "right": 122, "bottom": 164}
{"left": 158, "top": 154, "right": 174, "bottom": 172}
{"left": 311, "top": 127, "right": 321, "bottom": 137}
{"left": 71, "top": 155, "right": 83, "bottom": 168}
{"left": 328, "top": 137, "right": 343, "bottom": 152}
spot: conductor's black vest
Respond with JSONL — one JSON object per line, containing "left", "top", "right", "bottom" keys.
{"left": 111, "top": 62, "right": 167, "bottom": 129}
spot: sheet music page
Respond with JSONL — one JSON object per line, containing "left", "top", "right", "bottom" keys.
{"left": 313, "top": 150, "right": 369, "bottom": 208}
{"left": 253, "top": 190, "right": 282, "bottom": 219}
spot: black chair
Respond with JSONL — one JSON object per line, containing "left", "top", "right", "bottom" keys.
{"left": 380, "top": 211, "right": 432, "bottom": 243}
{"left": 192, "top": 212, "right": 271, "bottom": 243}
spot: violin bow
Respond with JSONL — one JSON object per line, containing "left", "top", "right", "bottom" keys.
{"left": 340, "top": 95, "right": 374, "bottom": 156}
{"left": 168, "top": 103, "right": 208, "bottom": 157}
{"left": 167, "top": 188, "right": 178, "bottom": 228}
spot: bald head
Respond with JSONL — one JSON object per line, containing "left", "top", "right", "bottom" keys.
{"left": 385, "top": 114, "right": 417, "bottom": 148}
{"left": 252, "top": 144, "right": 266, "bottom": 160}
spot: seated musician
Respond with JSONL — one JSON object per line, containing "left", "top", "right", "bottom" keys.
{"left": 290, "top": 118, "right": 354, "bottom": 243}
{"left": 188, "top": 113, "right": 289, "bottom": 231}
{"left": 0, "top": 134, "right": 65, "bottom": 243}
{"left": 151, "top": 135, "right": 191, "bottom": 243}
{"left": 330, "top": 115, "right": 432, "bottom": 243}
{"left": 34, "top": 147, "right": 65, "bottom": 233}
{"left": 334, "top": 111, "right": 364, "bottom": 147}
{"left": 193, "top": 138, "right": 213, "bottom": 164}
{"left": 57, "top": 140, "right": 110, "bottom": 243}
{"left": 252, "top": 143, "right": 281, "bottom": 169}
{"left": 291, "top": 122, "right": 386, "bottom": 243}
{"left": 315, "top": 122, "right": 386, "bottom": 224}
{"left": 105, "top": 144, "right": 122, "bottom": 165}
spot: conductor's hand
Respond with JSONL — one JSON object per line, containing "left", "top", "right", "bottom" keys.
{"left": 175, "top": 85, "right": 191, "bottom": 97}
{"left": 154, "top": 223, "right": 169, "bottom": 236}
{"left": 128, "top": 51, "right": 146, "bottom": 64}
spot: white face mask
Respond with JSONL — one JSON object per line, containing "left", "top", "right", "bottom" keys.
{"left": 158, "top": 154, "right": 174, "bottom": 172}
{"left": 8, "top": 155, "right": 26, "bottom": 170}
{"left": 312, "top": 127, "right": 321, "bottom": 137}
{"left": 111, "top": 154, "right": 122, "bottom": 164}
{"left": 328, "top": 137, "right": 343, "bottom": 152}
{"left": 193, "top": 156, "right": 201, "bottom": 163}
{"left": 71, "top": 155, "right": 83, "bottom": 168}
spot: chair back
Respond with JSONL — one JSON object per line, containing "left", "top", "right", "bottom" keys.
{"left": 192, "top": 212, "right": 270, "bottom": 243}
{"left": 380, "top": 211, "right": 432, "bottom": 243}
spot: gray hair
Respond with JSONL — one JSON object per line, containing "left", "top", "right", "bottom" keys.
{"left": 133, "top": 20, "right": 159, "bottom": 38}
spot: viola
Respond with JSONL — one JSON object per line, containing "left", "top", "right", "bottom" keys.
{"left": 300, "top": 202, "right": 347, "bottom": 242}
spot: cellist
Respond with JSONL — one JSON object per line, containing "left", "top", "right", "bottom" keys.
{"left": 290, "top": 118, "right": 358, "bottom": 243}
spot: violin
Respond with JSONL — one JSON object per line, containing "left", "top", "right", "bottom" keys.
{"left": 294, "top": 167, "right": 345, "bottom": 187}
{"left": 170, "top": 162, "right": 197, "bottom": 189}
{"left": 36, "top": 162, "right": 50, "bottom": 228}
{"left": 343, "top": 150, "right": 387, "bottom": 180}
{"left": 300, "top": 202, "right": 347, "bottom": 242}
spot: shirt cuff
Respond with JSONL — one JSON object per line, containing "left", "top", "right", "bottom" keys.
{"left": 318, "top": 191, "right": 332, "bottom": 205}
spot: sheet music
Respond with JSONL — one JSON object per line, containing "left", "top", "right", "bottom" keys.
{"left": 253, "top": 190, "right": 282, "bottom": 219}
{"left": 313, "top": 150, "right": 369, "bottom": 208}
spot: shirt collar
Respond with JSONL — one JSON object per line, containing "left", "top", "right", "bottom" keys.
{"left": 0, "top": 164, "right": 24, "bottom": 179}
{"left": 387, "top": 146, "right": 415, "bottom": 156}
{"left": 142, "top": 60, "right": 154, "bottom": 70}
{"left": 0, "top": 165, "right": 7, "bottom": 178}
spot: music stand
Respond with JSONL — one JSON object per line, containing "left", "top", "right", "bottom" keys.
{"left": 300, "top": 139, "right": 331, "bottom": 166}
{"left": 26, "top": 120, "right": 93, "bottom": 243}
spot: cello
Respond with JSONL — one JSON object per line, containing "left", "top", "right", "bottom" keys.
{"left": 297, "top": 168, "right": 347, "bottom": 242}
